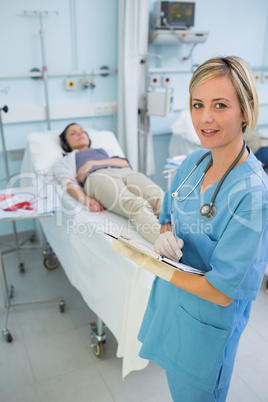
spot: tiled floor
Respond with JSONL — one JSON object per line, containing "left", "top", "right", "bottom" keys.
{"left": 0, "top": 235, "right": 267, "bottom": 402}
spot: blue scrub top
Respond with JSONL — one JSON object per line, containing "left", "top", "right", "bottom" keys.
{"left": 138, "top": 148, "right": 268, "bottom": 393}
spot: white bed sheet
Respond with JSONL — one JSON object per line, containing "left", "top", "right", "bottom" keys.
{"left": 20, "top": 129, "right": 155, "bottom": 377}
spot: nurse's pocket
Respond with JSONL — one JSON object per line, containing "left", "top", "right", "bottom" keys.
{"left": 162, "top": 306, "right": 228, "bottom": 379}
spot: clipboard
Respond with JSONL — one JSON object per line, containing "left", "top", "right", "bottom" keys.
{"left": 104, "top": 232, "right": 204, "bottom": 276}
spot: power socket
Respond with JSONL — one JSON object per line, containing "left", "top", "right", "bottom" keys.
{"left": 162, "top": 75, "right": 171, "bottom": 86}
{"left": 150, "top": 74, "right": 162, "bottom": 87}
{"left": 65, "top": 79, "right": 76, "bottom": 90}
{"left": 93, "top": 102, "right": 117, "bottom": 116}
{"left": 261, "top": 72, "right": 268, "bottom": 82}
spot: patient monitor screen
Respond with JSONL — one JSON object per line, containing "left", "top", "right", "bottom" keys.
{"left": 169, "top": 2, "right": 195, "bottom": 28}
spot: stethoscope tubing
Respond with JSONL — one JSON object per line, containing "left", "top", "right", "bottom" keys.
{"left": 209, "top": 141, "right": 246, "bottom": 205}
{"left": 171, "top": 151, "right": 211, "bottom": 201}
{"left": 172, "top": 171, "right": 203, "bottom": 202}
{"left": 172, "top": 140, "right": 246, "bottom": 219}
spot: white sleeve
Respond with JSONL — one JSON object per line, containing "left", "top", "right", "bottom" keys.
{"left": 53, "top": 153, "right": 80, "bottom": 188}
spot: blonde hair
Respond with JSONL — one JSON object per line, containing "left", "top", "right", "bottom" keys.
{"left": 189, "top": 56, "right": 259, "bottom": 133}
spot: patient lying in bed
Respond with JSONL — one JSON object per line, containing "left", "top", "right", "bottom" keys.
{"left": 53, "top": 123, "right": 164, "bottom": 243}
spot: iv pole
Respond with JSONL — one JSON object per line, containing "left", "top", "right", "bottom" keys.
{"left": 139, "top": 53, "right": 162, "bottom": 174}
{"left": 23, "top": 10, "right": 59, "bottom": 130}
{"left": 0, "top": 105, "right": 25, "bottom": 272}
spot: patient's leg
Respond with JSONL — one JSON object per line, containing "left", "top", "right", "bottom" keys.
{"left": 123, "top": 171, "right": 164, "bottom": 216}
{"left": 83, "top": 168, "right": 161, "bottom": 243}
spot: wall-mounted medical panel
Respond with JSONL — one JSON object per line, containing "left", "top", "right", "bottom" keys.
{"left": 149, "top": 30, "right": 209, "bottom": 44}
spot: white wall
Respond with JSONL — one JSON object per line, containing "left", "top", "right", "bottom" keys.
{"left": 0, "top": 0, "right": 118, "bottom": 151}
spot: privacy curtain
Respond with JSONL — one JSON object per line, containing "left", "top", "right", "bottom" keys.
{"left": 118, "top": 0, "right": 155, "bottom": 175}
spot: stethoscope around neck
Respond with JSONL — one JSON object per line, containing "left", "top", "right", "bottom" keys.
{"left": 172, "top": 140, "right": 246, "bottom": 220}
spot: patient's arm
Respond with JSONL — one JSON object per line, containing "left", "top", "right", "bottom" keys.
{"left": 67, "top": 182, "right": 104, "bottom": 213}
{"left": 76, "top": 158, "right": 129, "bottom": 183}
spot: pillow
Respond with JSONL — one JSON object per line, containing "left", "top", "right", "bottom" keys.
{"left": 27, "top": 129, "right": 125, "bottom": 174}
{"left": 171, "top": 109, "right": 201, "bottom": 146}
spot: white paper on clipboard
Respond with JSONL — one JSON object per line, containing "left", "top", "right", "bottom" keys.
{"left": 104, "top": 231, "right": 204, "bottom": 276}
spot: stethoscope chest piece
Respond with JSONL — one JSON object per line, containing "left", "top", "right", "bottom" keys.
{"left": 200, "top": 204, "right": 217, "bottom": 220}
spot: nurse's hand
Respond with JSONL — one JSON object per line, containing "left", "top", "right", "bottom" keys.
{"left": 154, "top": 231, "right": 184, "bottom": 261}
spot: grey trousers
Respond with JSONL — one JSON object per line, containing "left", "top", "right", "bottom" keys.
{"left": 84, "top": 167, "right": 164, "bottom": 243}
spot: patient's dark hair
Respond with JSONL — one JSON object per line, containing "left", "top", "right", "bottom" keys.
{"left": 59, "top": 123, "right": 91, "bottom": 153}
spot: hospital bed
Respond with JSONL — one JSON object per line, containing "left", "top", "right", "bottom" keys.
{"left": 169, "top": 109, "right": 202, "bottom": 158}
{"left": 20, "top": 128, "right": 155, "bottom": 377}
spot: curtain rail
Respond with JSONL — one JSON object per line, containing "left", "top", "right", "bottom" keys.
{"left": 0, "top": 69, "right": 117, "bottom": 80}
{"left": 148, "top": 66, "right": 268, "bottom": 74}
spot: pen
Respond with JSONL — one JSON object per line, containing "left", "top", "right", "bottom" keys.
{"left": 170, "top": 210, "right": 176, "bottom": 238}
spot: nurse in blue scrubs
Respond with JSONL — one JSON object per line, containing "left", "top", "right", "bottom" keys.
{"left": 138, "top": 57, "right": 268, "bottom": 401}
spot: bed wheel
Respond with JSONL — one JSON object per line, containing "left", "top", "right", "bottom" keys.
{"left": 2, "top": 329, "right": 13, "bottom": 343}
{"left": 90, "top": 333, "right": 105, "bottom": 358}
{"left": 43, "top": 254, "right": 60, "bottom": 270}
{"left": 59, "top": 300, "right": 65, "bottom": 313}
{"left": 95, "top": 341, "right": 105, "bottom": 357}
{"left": 9, "top": 285, "right": 15, "bottom": 299}
{"left": 19, "top": 263, "right": 25, "bottom": 273}
{"left": 90, "top": 336, "right": 105, "bottom": 358}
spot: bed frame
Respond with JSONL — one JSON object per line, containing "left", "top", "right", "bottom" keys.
{"left": 20, "top": 129, "right": 155, "bottom": 377}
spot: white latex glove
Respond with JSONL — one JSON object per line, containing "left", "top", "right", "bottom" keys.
{"left": 154, "top": 231, "right": 184, "bottom": 261}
